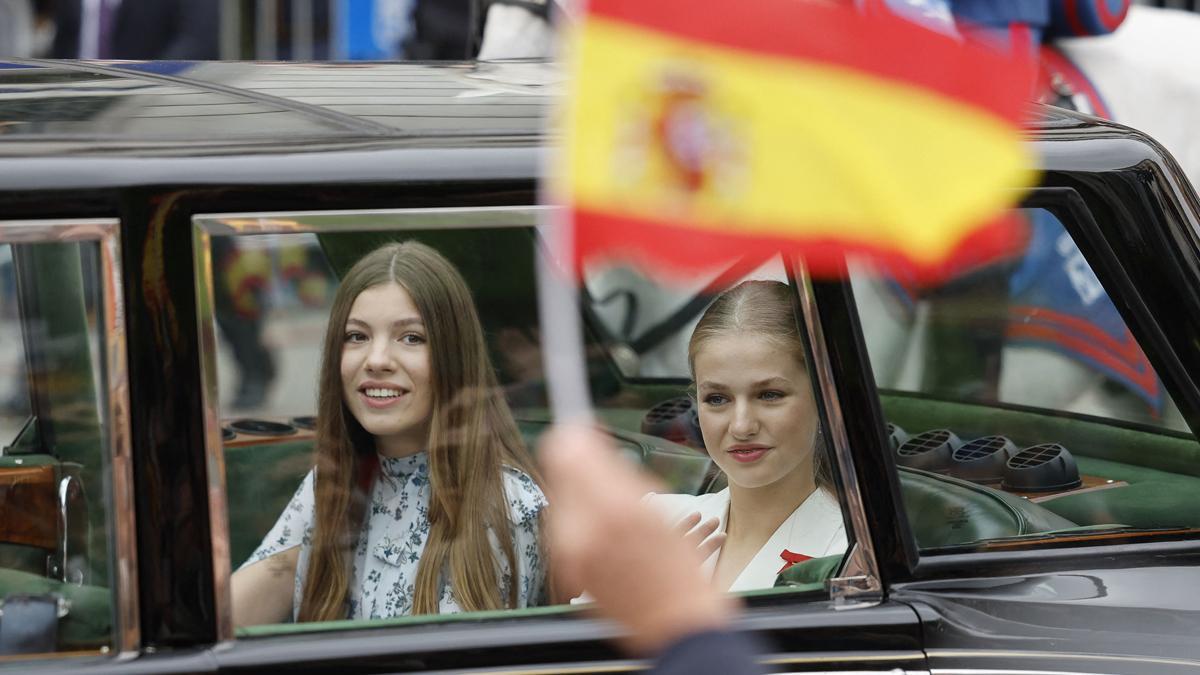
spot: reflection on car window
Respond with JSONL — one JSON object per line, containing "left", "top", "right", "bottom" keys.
{"left": 199, "top": 211, "right": 854, "bottom": 635}
{"left": 0, "top": 238, "right": 119, "bottom": 657}
{"left": 0, "top": 244, "right": 31, "bottom": 445}
{"left": 584, "top": 255, "right": 789, "bottom": 379}
{"left": 852, "top": 206, "right": 1200, "bottom": 554}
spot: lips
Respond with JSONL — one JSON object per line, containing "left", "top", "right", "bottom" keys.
{"left": 358, "top": 382, "right": 409, "bottom": 409}
{"left": 727, "top": 444, "right": 771, "bottom": 463}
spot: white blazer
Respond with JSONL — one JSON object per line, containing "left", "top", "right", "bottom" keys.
{"left": 648, "top": 488, "right": 847, "bottom": 592}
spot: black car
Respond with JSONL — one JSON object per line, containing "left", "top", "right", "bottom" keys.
{"left": 0, "top": 59, "right": 1199, "bottom": 674}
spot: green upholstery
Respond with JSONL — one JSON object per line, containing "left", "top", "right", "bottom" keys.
{"left": 0, "top": 567, "right": 110, "bottom": 650}
{"left": 224, "top": 440, "right": 315, "bottom": 567}
{"left": 1040, "top": 456, "right": 1200, "bottom": 529}
{"left": 774, "top": 553, "right": 842, "bottom": 593}
{"left": 775, "top": 468, "right": 1080, "bottom": 590}
{"left": 882, "top": 393, "right": 1200, "bottom": 479}
{"left": 899, "top": 468, "right": 1077, "bottom": 549}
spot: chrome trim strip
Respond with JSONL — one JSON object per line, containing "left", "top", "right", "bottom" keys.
{"left": 793, "top": 268, "right": 883, "bottom": 605}
{"left": 926, "top": 649, "right": 1200, "bottom": 668}
{"left": 0, "top": 218, "right": 139, "bottom": 655}
{"left": 192, "top": 206, "right": 548, "bottom": 641}
{"left": 933, "top": 670, "right": 1101, "bottom": 675}
{"left": 192, "top": 222, "right": 234, "bottom": 643}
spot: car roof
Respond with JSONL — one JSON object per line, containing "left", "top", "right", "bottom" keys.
{"left": 0, "top": 60, "right": 554, "bottom": 155}
{"left": 0, "top": 59, "right": 1112, "bottom": 190}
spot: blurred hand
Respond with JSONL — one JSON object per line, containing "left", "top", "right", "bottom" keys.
{"left": 674, "top": 512, "right": 727, "bottom": 563}
{"left": 540, "top": 424, "right": 734, "bottom": 655}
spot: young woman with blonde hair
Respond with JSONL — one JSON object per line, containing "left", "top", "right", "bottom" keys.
{"left": 651, "top": 280, "right": 846, "bottom": 592}
{"left": 232, "top": 241, "right": 547, "bottom": 625}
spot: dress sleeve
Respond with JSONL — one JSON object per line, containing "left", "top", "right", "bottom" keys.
{"left": 239, "top": 469, "right": 315, "bottom": 569}
{"left": 503, "top": 468, "right": 549, "bottom": 607}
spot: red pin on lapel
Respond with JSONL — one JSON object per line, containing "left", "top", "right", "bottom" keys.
{"left": 777, "top": 549, "right": 812, "bottom": 574}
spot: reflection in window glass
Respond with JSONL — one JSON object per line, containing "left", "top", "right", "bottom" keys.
{"left": 852, "top": 207, "right": 1200, "bottom": 554}
{"left": 0, "top": 244, "right": 31, "bottom": 445}
{"left": 203, "top": 217, "right": 851, "bottom": 633}
{"left": 584, "top": 255, "right": 788, "bottom": 379}
{"left": 0, "top": 240, "right": 118, "bottom": 656}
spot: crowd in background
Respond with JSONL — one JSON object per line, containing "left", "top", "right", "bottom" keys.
{"left": 0, "top": 0, "right": 497, "bottom": 61}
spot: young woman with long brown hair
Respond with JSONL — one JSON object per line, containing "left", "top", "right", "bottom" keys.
{"left": 231, "top": 241, "right": 547, "bottom": 625}
{"left": 651, "top": 280, "right": 845, "bottom": 592}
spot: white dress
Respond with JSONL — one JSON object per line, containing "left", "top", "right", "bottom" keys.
{"left": 648, "top": 488, "right": 847, "bottom": 592}
{"left": 243, "top": 451, "right": 548, "bottom": 619}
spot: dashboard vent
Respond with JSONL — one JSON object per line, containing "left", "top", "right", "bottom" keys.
{"left": 950, "top": 435, "right": 1016, "bottom": 484}
{"left": 896, "top": 428, "right": 961, "bottom": 473}
{"left": 228, "top": 419, "right": 297, "bottom": 437}
{"left": 886, "top": 423, "right": 909, "bottom": 452}
{"left": 1002, "top": 443, "right": 1081, "bottom": 492}
{"left": 641, "top": 397, "right": 704, "bottom": 449}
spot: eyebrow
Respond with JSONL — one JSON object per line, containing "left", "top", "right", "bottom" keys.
{"left": 698, "top": 376, "right": 792, "bottom": 389}
{"left": 345, "top": 317, "right": 425, "bottom": 329}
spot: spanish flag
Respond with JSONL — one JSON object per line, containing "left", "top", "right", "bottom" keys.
{"left": 556, "top": 0, "right": 1038, "bottom": 281}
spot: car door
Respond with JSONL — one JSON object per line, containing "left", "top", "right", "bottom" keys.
{"left": 835, "top": 116, "right": 1200, "bottom": 675}
{"left": 170, "top": 197, "right": 932, "bottom": 674}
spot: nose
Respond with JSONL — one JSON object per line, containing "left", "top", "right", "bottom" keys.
{"left": 729, "top": 400, "right": 759, "bottom": 440}
{"left": 364, "top": 339, "right": 396, "bottom": 373}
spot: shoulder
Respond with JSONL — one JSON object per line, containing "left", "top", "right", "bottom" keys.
{"left": 792, "top": 488, "right": 847, "bottom": 556}
{"left": 645, "top": 489, "right": 728, "bottom": 523}
{"left": 502, "top": 466, "right": 548, "bottom": 526}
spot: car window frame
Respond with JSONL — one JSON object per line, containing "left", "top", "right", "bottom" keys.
{"left": 192, "top": 205, "right": 551, "bottom": 641}
{"left": 0, "top": 217, "right": 138, "bottom": 661}
{"left": 829, "top": 181, "right": 1200, "bottom": 588}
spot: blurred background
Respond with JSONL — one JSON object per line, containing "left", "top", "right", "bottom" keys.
{"left": 3, "top": 0, "right": 1200, "bottom": 63}
{"left": 0, "top": 0, "right": 553, "bottom": 61}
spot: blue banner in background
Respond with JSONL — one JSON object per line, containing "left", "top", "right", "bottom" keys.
{"left": 334, "top": 0, "right": 412, "bottom": 60}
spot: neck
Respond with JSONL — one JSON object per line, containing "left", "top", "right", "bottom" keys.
{"left": 726, "top": 458, "right": 817, "bottom": 542}
{"left": 375, "top": 434, "right": 427, "bottom": 458}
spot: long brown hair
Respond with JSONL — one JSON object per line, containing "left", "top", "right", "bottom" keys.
{"left": 687, "top": 280, "right": 835, "bottom": 492}
{"left": 299, "top": 241, "right": 543, "bottom": 621}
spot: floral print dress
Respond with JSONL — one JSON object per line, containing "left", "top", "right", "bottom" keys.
{"left": 242, "top": 451, "right": 548, "bottom": 620}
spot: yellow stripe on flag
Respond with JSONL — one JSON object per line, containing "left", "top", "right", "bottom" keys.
{"left": 560, "top": 18, "right": 1037, "bottom": 267}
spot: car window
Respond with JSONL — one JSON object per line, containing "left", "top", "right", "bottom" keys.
{"left": 851, "top": 205, "right": 1200, "bottom": 554}
{"left": 195, "top": 208, "right": 857, "bottom": 637}
{"left": 0, "top": 224, "right": 133, "bottom": 660}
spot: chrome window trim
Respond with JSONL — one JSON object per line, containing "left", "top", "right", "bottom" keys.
{"left": 192, "top": 205, "right": 548, "bottom": 642}
{"left": 792, "top": 266, "right": 883, "bottom": 605}
{"left": 0, "top": 218, "right": 139, "bottom": 656}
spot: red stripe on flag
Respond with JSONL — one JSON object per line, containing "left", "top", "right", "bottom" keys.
{"left": 572, "top": 207, "right": 1027, "bottom": 284}
{"left": 586, "top": 0, "right": 1035, "bottom": 124}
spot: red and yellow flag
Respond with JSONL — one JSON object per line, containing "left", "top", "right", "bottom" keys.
{"left": 555, "top": 0, "right": 1038, "bottom": 281}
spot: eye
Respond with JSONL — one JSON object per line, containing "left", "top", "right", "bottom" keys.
{"left": 759, "top": 390, "right": 786, "bottom": 402}
{"left": 701, "top": 393, "right": 729, "bottom": 407}
{"left": 344, "top": 330, "right": 368, "bottom": 344}
{"left": 398, "top": 332, "right": 426, "bottom": 346}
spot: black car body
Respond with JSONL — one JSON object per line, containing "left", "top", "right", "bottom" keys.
{"left": 0, "top": 60, "right": 1199, "bottom": 674}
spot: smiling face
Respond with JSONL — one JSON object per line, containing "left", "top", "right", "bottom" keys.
{"left": 693, "top": 332, "right": 818, "bottom": 490}
{"left": 340, "top": 282, "right": 434, "bottom": 457}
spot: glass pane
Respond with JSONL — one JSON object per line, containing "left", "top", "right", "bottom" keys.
{"left": 204, "top": 212, "right": 852, "bottom": 634}
{"left": 0, "top": 239, "right": 118, "bottom": 656}
{"left": 851, "top": 207, "right": 1200, "bottom": 553}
